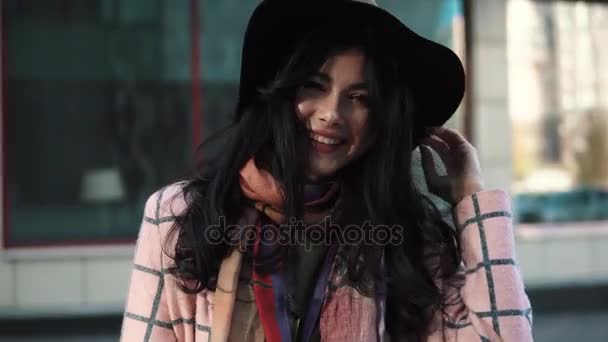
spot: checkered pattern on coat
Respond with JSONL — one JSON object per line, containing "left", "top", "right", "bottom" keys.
{"left": 121, "top": 183, "right": 215, "bottom": 342}
{"left": 121, "top": 183, "right": 533, "bottom": 341}
{"left": 424, "top": 191, "right": 533, "bottom": 341}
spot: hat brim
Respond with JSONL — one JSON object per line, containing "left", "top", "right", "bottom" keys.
{"left": 237, "top": 0, "right": 465, "bottom": 137}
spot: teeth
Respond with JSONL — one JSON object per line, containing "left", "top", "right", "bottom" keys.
{"left": 309, "top": 133, "right": 342, "bottom": 145}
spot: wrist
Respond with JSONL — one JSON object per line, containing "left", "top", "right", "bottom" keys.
{"left": 455, "top": 181, "right": 484, "bottom": 204}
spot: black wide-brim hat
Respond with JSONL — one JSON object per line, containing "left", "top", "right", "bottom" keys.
{"left": 235, "top": 0, "right": 465, "bottom": 137}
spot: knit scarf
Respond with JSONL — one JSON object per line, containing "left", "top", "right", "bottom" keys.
{"left": 239, "top": 158, "right": 340, "bottom": 224}
{"left": 238, "top": 158, "right": 384, "bottom": 342}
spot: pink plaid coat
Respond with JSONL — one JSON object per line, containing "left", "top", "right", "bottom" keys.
{"left": 121, "top": 183, "right": 533, "bottom": 341}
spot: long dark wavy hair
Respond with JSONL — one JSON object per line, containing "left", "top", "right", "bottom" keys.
{"left": 165, "top": 21, "right": 463, "bottom": 341}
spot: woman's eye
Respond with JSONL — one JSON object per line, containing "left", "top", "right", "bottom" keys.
{"left": 350, "top": 93, "right": 369, "bottom": 105}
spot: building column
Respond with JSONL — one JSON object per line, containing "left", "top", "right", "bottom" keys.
{"left": 469, "top": 0, "right": 513, "bottom": 191}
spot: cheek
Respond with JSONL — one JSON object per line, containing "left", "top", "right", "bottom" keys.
{"left": 349, "top": 112, "right": 371, "bottom": 149}
{"left": 296, "top": 100, "right": 315, "bottom": 121}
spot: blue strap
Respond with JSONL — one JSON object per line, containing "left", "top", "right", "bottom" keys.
{"left": 300, "top": 243, "right": 338, "bottom": 342}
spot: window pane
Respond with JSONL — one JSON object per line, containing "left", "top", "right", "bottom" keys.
{"left": 508, "top": 0, "right": 608, "bottom": 223}
{"left": 3, "top": 0, "right": 464, "bottom": 246}
{"left": 199, "top": 0, "right": 258, "bottom": 138}
{"left": 4, "top": 0, "right": 193, "bottom": 246}
{"left": 383, "top": 0, "right": 464, "bottom": 49}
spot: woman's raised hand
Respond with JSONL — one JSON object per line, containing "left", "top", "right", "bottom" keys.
{"left": 419, "top": 127, "right": 485, "bottom": 205}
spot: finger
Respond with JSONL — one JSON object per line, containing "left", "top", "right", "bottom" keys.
{"left": 420, "top": 145, "right": 450, "bottom": 200}
{"left": 421, "top": 135, "right": 449, "bottom": 159}
{"left": 419, "top": 144, "right": 439, "bottom": 181}
{"left": 428, "top": 126, "right": 468, "bottom": 147}
{"left": 421, "top": 137, "right": 452, "bottom": 176}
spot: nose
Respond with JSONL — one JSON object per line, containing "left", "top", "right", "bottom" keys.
{"left": 317, "top": 93, "right": 343, "bottom": 127}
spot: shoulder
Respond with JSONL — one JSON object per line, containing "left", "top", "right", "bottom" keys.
{"left": 142, "top": 180, "right": 190, "bottom": 222}
{"left": 139, "top": 181, "right": 191, "bottom": 258}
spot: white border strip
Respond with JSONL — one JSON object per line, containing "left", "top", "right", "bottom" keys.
{"left": 0, "top": 303, "right": 124, "bottom": 319}
{"left": 517, "top": 221, "right": 608, "bottom": 241}
{"left": 2, "top": 244, "right": 134, "bottom": 261}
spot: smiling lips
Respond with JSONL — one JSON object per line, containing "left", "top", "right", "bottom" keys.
{"left": 309, "top": 131, "right": 345, "bottom": 153}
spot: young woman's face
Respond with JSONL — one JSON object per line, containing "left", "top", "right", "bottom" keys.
{"left": 295, "top": 49, "right": 373, "bottom": 182}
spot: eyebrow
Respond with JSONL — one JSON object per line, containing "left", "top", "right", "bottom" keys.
{"left": 312, "top": 72, "right": 369, "bottom": 91}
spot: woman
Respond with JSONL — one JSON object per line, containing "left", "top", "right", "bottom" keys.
{"left": 121, "top": 0, "right": 533, "bottom": 341}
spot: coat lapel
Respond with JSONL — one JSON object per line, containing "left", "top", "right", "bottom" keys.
{"left": 211, "top": 248, "right": 243, "bottom": 342}
{"left": 211, "top": 208, "right": 258, "bottom": 342}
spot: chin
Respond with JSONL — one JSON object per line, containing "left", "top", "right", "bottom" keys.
{"left": 308, "top": 166, "right": 341, "bottom": 183}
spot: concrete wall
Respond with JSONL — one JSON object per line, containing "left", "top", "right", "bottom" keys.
{"left": 0, "top": 248, "right": 133, "bottom": 317}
